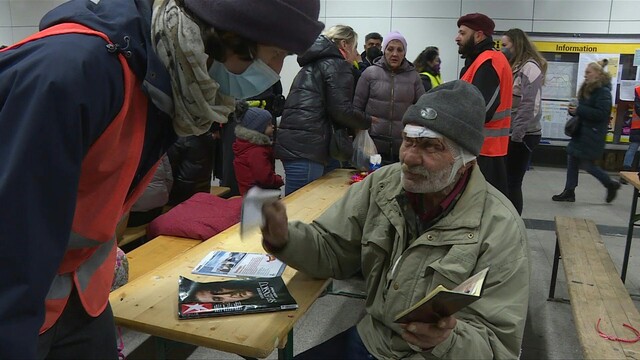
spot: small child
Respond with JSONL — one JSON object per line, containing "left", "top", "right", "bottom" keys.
{"left": 233, "top": 107, "right": 284, "bottom": 196}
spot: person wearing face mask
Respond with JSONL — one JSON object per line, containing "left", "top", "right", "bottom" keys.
{"left": 0, "top": 0, "right": 323, "bottom": 358}
{"left": 261, "top": 81, "right": 529, "bottom": 359}
{"left": 358, "top": 32, "right": 383, "bottom": 70}
{"left": 276, "top": 25, "right": 371, "bottom": 195}
{"left": 414, "top": 46, "right": 443, "bottom": 92}
{"left": 354, "top": 30, "right": 426, "bottom": 164}
{"left": 456, "top": 13, "right": 513, "bottom": 196}
{"left": 501, "top": 28, "right": 547, "bottom": 214}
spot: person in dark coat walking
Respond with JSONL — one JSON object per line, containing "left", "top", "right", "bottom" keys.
{"left": 552, "top": 60, "right": 620, "bottom": 203}
{"left": 276, "top": 25, "right": 371, "bottom": 195}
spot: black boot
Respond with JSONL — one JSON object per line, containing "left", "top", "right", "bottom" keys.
{"left": 552, "top": 189, "right": 575, "bottom": 202}
{"left": 606, "top": 181, "right": 621, "bottom": 203}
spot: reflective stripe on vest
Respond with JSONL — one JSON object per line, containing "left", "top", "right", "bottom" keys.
{"left": 5, "top": 23, "right": 154, "bottom": 334}
{"left": 461, "top": 50, "right": 513, "bottom": 157}
{"left": 632, "top": 86, "right": 640, "bottom": 130}
{"left": 420, "top": 72, "right": 442, "bottom": 89}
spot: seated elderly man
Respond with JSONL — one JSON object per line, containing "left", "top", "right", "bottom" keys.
{"left": 262, "top": 80, "right": 530, "bottom": 359}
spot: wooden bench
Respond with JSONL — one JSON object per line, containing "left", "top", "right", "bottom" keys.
{"left": 126, "top": 235, "right": 202, "bottom": 282}
{"left": 548, "top": 216, "right": 640, "bottom": 359}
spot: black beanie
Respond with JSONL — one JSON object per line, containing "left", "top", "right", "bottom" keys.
{"left": 184, "top": 0, "right": 324, "bottom": 54}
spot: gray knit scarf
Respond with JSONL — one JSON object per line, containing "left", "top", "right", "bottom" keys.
{"left": 151, "top": 0, "right": 234, "bottom": 136}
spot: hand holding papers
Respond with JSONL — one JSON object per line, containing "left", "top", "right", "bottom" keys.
{"left": 240, "top": 187, "right": 281, "bottom": 239}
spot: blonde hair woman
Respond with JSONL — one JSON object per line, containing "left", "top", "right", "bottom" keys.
{"left": 275, "top": 25, "right": 371, "bottom": 195}
{"left": 552, "top": 60, "right": 620, "bottom": 203}
{"left": 501, "top": 28, "right": 547, "bottom": 214}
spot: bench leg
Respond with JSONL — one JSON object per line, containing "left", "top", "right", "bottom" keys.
{"left": 278, "top": 330, "right": 294, "bottom": 360}
{"left": 622, "top": 187, "right": 639, "bottom": 282}
{"left": 548, "top": 237, "right": 561, "bottom": 299}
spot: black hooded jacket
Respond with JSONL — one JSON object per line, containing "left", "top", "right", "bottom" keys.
{"left": 275, "top": 35, "right": 370, "bottom": 164}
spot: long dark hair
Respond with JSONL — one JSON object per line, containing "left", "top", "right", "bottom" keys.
{"left": 503, "top": 28, "right": 547, "bottom": 80}
{"left": 413, "top": 46, "right": 439, "bottom": 73}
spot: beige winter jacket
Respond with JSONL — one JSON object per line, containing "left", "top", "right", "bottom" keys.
{"left": 273, "top": 163, "right": 530, "bottom": 359}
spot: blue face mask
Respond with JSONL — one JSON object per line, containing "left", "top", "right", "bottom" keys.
{"left": 208, "top": 59, "right": 280, "bottom": 99}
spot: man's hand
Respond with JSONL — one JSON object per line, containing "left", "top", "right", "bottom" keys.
{"left": 400, "top": 317, "right": 456, "bottom": 351}
{"left": 261, "top": 201, "right": 289, "bottom": 249}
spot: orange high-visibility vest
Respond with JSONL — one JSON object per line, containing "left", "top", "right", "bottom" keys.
{"left": 461, "top": 50, "right": 513, "bottom": 157}
{"left": 3, "top": 23, "right": 157, "bottom": 334}
{"left": 632, "top": 86, "right": 640, "bottom": 130}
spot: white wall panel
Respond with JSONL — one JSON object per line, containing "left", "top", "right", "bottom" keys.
{"left": 462, "top": 0, "right": 535, "bottom": 20}
{"left": 533, "top": 20, "right": 609, "bottom": 33}
{"left": 392, "top": 0, "right": 462, "bottom": 18}
{"left": 608, "top": 20, "right": 640, "bottom": 33}
{"left": 534, "top": 0, "right": 611, "bottom": 21}
{"left": 324, "top": 17, "right": 392, "bottom": 46}
{"left": 0, "top": 27, "right": 12, "bottom": 45}
{"left": 319, "top": 0, "right": 327, "bottom": 18}
{"left": 610, "top": 0, "right": 640, "bottom": 21}
{"left": 494, "top": 19, "right": 534, "bottom": 32}
{"left": 9, "top": 1, "right": 58, "bottom": 26}
{"left": 391, "top": 18, "right": 462, "bottom": 83}
{"left": 0, "top": 1, "right": 11, "bottom": 26}
{"left": 325, "top": 0, "right": 392, "bottom": 18}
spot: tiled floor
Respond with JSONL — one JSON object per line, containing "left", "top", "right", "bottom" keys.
{"left": 119, "top": 165, "right": 640, "bottom": 359}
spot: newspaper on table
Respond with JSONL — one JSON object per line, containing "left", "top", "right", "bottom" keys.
{"left": 240, "top": 186, "right": 281, "bottom": 239}
{"left": 192, "top": 250, "right": 286, "bottom": 278}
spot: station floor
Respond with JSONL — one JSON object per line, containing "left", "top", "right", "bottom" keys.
{"left": 120, "top": 164, "right": 640, "bottom": 359}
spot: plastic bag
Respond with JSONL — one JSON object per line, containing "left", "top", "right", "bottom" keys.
{"left": 351, "top": 130, "right": 378, "bottom": 171}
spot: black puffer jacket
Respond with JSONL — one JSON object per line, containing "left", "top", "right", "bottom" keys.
{"left": 167, "top": 133, "right": 215, "bottom": 205}
{"left": 275, "top": 35, "right": 371, "bottom": 164}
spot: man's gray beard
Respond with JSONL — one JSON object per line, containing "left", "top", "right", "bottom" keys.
{"left": 401, "top": 164, "right": 453, "bottom": 193}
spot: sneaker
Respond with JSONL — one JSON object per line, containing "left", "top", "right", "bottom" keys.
{"left": 552, "top": 189, "right": 575, "bottom": 202}
{"left": 606, "top": 181, "right": 621, "bottom": 203}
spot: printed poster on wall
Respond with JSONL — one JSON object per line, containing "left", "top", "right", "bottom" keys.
{"left": 577, "top": 53, "right": 620, "bottom": 101}
{"left": 541, "top": 100, "right": 571, "bottom": 139}
{"left": 542, "top": 62, "right": 578, "bottom": 100}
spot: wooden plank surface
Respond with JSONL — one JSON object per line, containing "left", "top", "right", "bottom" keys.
{"left": 555, "top": 216, "right": 640, "bottom": 359}
{"left": 620, "top": 171, "right": 640, "bottom": 189}
{"left": 126, "top": 236, "right": 202, "bottom": 282}
{"left": 110, "top": 169, "right": 354, "bottom": 358}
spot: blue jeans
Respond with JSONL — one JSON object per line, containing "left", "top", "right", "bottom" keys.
{"left": 295, "top": 326, "right": 374, "bottom": 360}
{"left": 283, "top": 159, "right": 341, "bottom": 196}
{"left": 623, "top": 141, "right": 640, "bottom": 169}
{"left": 565, "top": 155, "right": 614, "bottom": 190}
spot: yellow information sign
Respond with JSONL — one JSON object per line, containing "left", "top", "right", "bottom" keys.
{"left": 493, "top": 38, "right": 640, "bottom": 54}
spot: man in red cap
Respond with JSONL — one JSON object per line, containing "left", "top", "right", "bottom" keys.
{"left": 456, "top": 13, "right": 513, "bottom": 196}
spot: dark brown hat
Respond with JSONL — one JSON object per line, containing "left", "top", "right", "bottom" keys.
{"left": 457, "top": 13, "right": 495, "bottom": 37}
{"left": 184, "top": 0, "right": 324, "bottom": 54}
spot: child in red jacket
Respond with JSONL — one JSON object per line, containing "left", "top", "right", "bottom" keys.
{"left": 233, "top": 107, "right": 284, "bottom": 195}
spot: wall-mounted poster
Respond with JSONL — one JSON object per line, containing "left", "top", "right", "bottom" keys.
{"left": 543, "top": 62, "right": 578, "bottom": 100}
{"left": 541, "top": 100, "right": 571, "bottom": 139}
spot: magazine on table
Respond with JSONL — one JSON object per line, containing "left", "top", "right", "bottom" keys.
{"left": 178, "top": 276, "right": 298, "bottom": 319}
{"left": 394, "top": 267, "right": 490, "bottom": 324}
{"left": 192, "top": 250, "right": 286, "bottom": 278}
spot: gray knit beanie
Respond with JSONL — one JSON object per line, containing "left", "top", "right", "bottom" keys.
{"left": 240, "top": 107, "right": 272, "bottom": 134}
{"left": 184, "top": 0, "right": 324, "bottom": 54}
{"left": 402, "top": 80, "right": 485, "bottom": 156}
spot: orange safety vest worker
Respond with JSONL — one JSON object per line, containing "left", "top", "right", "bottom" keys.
{"left": 3, "top": 23, "right": 157, "bottom": 334}
{"left": 631, "top": 86, "right": 640, "bottom": 130}
{"left": 461, "top": 50, "right": 512, "bottom": 157}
